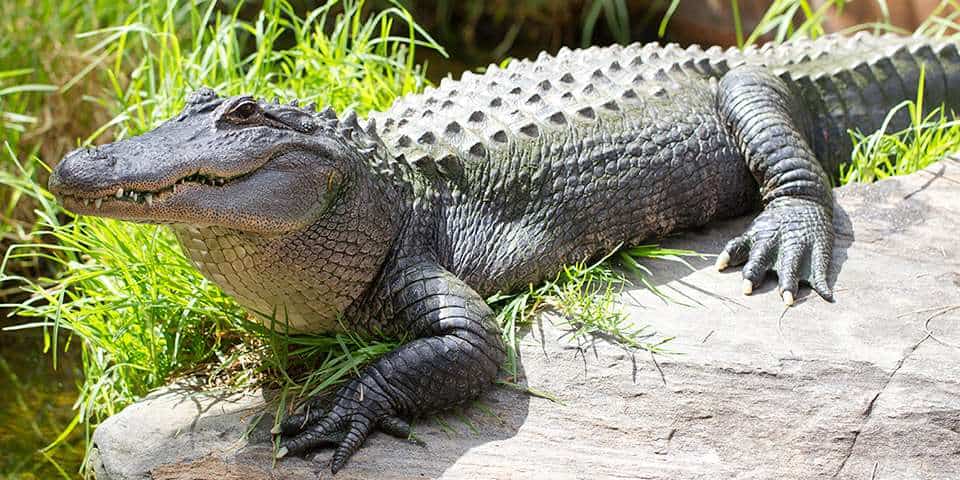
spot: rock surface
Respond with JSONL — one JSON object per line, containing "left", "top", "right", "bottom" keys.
{"left": 92, "top": 159, "right": 960, "bottom": 480}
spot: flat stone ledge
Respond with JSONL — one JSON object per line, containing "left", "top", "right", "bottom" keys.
{"left": 92, "top": 158, "right": 960, "bottom": 479}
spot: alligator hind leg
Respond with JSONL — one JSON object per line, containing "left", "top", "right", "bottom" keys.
{"left": 715, "top": 66, "right": 835, "bottom": 305}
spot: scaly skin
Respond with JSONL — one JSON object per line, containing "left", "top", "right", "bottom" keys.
{"left": 48, "top": 33, "right": 960, "bottom": 472}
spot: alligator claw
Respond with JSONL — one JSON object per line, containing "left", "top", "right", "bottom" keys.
{"left": 720, "top": 198, "right": 834, "bottom": 304}
{"left": 714, "top": 251, "right": 731, "bottom": 271}
{"left": 782, "top": 290, "right": 795, "bottom": 306}
{"left": 276, "top": 378, "right": 417, "bottom": 473}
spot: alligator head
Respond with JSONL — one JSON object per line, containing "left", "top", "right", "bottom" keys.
{"left": 49, "top": 87, "right": 392, "bottom": 235}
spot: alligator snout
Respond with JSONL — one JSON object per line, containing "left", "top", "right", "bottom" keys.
{"left": 49, "top": 146, "right": 122, "bottom": 198}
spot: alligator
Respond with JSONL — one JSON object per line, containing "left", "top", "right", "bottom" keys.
{"left": 48, "top": 32, "right": 960, "bottom": 473}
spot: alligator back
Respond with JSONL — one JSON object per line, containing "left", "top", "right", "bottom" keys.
{"left": 368, "top": 33, "right": 960, "bottom": 293}
{"left": 373, "top": 33, "right": 959, "bottom": 174}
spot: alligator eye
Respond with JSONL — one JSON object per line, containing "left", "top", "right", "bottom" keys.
{"left": 227, "top": 100, "right": 259, "bottom": 121}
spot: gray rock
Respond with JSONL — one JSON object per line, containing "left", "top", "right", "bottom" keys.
{"left": 92, "top": 159, "right": 960, "bottom": 480}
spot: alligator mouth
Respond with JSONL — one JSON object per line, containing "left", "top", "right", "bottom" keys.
{"left": 59, "top": 172, "right": 236, "bottom": 213}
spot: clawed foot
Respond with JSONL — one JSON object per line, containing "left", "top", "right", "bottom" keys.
{"left": 715, "top": 198, "right": 835, "bottom": 306}
{"left": 274, "top": 378, "right": 419, "bottom": 473}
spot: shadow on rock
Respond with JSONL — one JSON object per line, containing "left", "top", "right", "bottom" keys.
{"left": 92, "top": 366, "right": 530, "bottom": 480}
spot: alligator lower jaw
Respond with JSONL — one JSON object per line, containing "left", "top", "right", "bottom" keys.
{"left": 61, "top": 183, "right": 212, "bottom": 220}
{"left": 58, "top": 173, "right": 231, "bottom": 215}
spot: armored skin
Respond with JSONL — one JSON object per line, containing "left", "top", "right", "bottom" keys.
{"left": 48, "top": 33, "right": 960, "bottom": 472}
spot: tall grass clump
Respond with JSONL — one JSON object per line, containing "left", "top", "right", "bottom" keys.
{"left": 842, "top": 67, "right": 960, "bottom": 183}
{"left": 0, "top": 0, "right": 156, "bottom": 255}
{"left": 844, "top": 106, "right": 960, "bottom": 183}
{"left": 659, "top": 0, "right": 877, "bottom": 47}
{"left": 0, "top": 0, "right": 147, "bottom": 157}
{"left": 1, "top": 0, "right": 443, "bottom": 474}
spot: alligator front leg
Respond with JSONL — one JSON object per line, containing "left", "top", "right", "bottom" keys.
{"left": 277, "top": 261, "right": 505, "bottom": 473}
{"left": 715, "top": 66, "right": 836, "bottom": 305}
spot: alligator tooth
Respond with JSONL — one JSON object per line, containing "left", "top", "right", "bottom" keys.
{"left": 132, "top": 192, "right": 139, "bottom": 202}
{"left": 94, "top": 198, "right": 102, "bottom": 210}
{"left": 83, "top": 199, "right": 90, "bottom": 207}
{"left": 116, "top": 188, "right": 124, "bottom": 199}
{"left": 145, "top": 193, "right": 153, "bottom": 206}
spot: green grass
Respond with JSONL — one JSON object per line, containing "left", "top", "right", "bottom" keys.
{"left": 489, "top": 246, "right": 699, "bottom": 380}
{"left": 582, "top": 0, "right": 632, "bottom": 47}
{"left": 735, "top": 0, "right": 852, "bottom": 47}
{"left": 0, "top": 0, "right": 144, "bottom": 150}
{"left": 842, "top": 67, "right": 960, "bottom": 183}
{"left": 844, "top": 105, "right": 960, "bottom": 183}
{"left": 0, "top": 0, "right": 161, "bottom": 247}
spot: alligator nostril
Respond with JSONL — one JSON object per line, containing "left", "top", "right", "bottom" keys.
{"left": 89, "top": 147, "right": 117, "bottom": 167}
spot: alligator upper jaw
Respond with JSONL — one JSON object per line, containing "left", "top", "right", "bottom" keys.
{"left": 56, "top": 173, "right": 229, "bottom": 219}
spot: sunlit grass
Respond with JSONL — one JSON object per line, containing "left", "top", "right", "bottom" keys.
{"left": 736, "top": 0, "right": 853, "bottom": 47}
{"left": 0, "top": 0, "right": 154, "bottom": 245}
{"left": 842, "top": 67, "right": 960, "bottom": 183}
{"left": 489, "top": 246, "right": 701, "bottom": 380}
{"left": 844, "top": 107, "right": 960, "bottom": 183}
